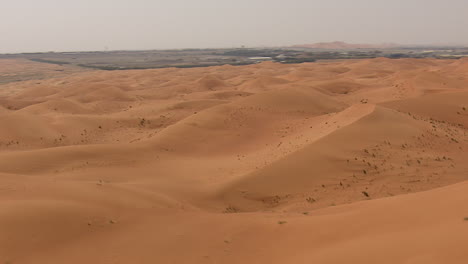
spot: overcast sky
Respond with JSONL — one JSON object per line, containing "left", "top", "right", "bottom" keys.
{"left": 1, "top": 0, "right": 468, "bottom": 53}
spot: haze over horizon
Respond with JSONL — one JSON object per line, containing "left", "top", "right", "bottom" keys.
{"left": 2, "top": 0, "right": 468, "bottom": 53}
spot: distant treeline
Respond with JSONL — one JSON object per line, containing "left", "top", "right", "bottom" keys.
{"left": 277, "top": 58, "right": 317, "bottom": 63}
{"left": 77, "top": 61, "right": 255, "bottom": 71}
{"left": 221, "top": 49, "right": 286, "bottom": 57}
{"left": 29, "top": 58, "right": 70, "bottom": 65}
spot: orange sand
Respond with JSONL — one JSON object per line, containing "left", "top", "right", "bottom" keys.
{"left": 0, "top": 58, "right": 468, "bottom": 263}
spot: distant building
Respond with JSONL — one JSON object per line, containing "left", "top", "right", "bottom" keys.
{"left": 248, "top": 57, "right": 273, "bottom": 61}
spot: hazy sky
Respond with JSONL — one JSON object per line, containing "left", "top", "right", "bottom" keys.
{"left": 1, "top": 0, "right": 468, "bottom": 53}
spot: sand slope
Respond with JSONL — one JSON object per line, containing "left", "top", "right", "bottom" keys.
{"left": 0, "top": 58, "right": 467, "bottom": 263}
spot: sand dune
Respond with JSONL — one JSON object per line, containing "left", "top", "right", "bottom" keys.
{"left": 0, "top": 58, "right": 467, "bottom": 263}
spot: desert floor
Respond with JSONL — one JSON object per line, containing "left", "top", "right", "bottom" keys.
{"left": 0, "top": 58, "right": 468, "bottom": 263}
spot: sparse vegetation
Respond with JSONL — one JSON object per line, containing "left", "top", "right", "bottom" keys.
{"left": 224, "top": 206, "right": 239, "bottom": 213}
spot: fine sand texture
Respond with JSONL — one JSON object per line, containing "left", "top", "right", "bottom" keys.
{"left": 1, "top": 58, "right": 468, "bottom": 263}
